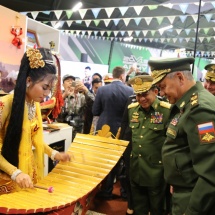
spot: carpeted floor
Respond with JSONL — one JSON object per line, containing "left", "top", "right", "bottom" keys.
{"left": 88, "top": 181, "right": 127, "bottom": 215}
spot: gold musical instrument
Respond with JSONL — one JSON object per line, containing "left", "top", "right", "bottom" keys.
{"left": 0, "top": 131, "right": 129, "bottom": 214}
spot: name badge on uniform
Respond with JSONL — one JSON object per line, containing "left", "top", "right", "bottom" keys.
{"left": 197, "top": 122, "right": 215, "bottom": 143}
{"left": 150, "top": 112, "right": 163, "bottom": 124}
{"left": 167, "top": 127, "right": 177, "bottom": 139}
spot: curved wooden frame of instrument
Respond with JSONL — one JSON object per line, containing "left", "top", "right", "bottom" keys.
{"left": 0, "top": 133, "right": 129, "bottom": 214}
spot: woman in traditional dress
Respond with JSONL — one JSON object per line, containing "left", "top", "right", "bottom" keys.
{"left": 0, "top": 48, "right": 70, "bottom": 194}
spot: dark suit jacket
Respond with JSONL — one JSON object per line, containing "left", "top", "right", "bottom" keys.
{"left": 92, "top": 80, "right": 133, "bottom": 136}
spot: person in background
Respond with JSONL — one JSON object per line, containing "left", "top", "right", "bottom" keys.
{"left": 90, "top": 78, "right": 102, "bottom": 96}
{"left": 57, "top": 74, "right": 75, "bottom": 122}
{"left": 0, "top": 48, "right": 70, "bottom": 194}
{"left": 84, "top": 78, "right": 102, "bottom": 134}
{"left": 127, "top": 75, "right": 170, "bottom": 215}
{"left": 126, "top": 64, "right": 142, "bottom": 82}
{"left": 103, "top": 73, "right": 113, "bottom": 85}
{"left": 203, "top": 63, "right": 215, "bottom": 96}
{"left": 57, "top": 75, "right": 86, "bottom": 140}
{"left": 74, "top": 78, "right": 102, "bottom": 134}
{"left": 61, "top": 74, "right": 76, "bottom": 99}
{"left": 92, "top": 73, "right": 102, "bottom": 81}
{"left": 93, "top": 66, "right": 133, "bottom": 200}
{"left": 88, "top": 72, "right": 103, "bottom": 91}
{"left": 149, "top": 57, "right": 215, "bottom": 215}
{"left": 83, "top": 66, "right": 91, "bottom": 89}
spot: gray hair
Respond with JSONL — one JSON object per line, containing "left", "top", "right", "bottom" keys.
{"left": 166, "top": 70, "right": 194, "bottom": 81}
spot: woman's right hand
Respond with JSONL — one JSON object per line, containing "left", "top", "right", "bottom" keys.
{"left": 15, "top": 172, "right": 34, "bottom": 189}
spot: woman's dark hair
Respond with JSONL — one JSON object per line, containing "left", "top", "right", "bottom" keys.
{"left": 1, "top": 48, "right": 57, "bottom": 167}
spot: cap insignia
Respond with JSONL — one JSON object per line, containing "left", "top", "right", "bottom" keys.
{"left": 151, "top": 69, "right": 171, "bottom": 79}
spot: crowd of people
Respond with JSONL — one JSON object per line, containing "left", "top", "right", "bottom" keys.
{"left": 0, "top": 47, "right": 215, "bottom": 215}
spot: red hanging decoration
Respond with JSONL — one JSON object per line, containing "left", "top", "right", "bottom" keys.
{"left": 11, "top": 27, "right": 23, "bottom": 49}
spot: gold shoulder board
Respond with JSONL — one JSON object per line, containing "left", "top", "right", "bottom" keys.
{"left": 128, "top": 102, "right": 139, "bottom": 109}
{"left": 160, "top": 101, "right": 171, "bottom": 109}
{"left": 190, "top": 93, "right": 199, "bottom": 109}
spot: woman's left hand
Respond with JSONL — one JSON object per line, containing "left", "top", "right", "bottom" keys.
{"left": 54, "top": 152, "right": 71, "bottom": 162}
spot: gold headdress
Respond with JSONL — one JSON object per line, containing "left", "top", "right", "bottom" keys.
{"left": 26, "top": 48, "right": 45, "bottom": 69}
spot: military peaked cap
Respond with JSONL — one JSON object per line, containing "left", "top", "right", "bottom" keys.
{"left": 204, "top": 64, "right": 215, "bottom": 82}
{"left": 129, "top": 75, "right": 153, "bottom": 94}
{"left": 148, "top": 57, "right": 195, "bottom": 85}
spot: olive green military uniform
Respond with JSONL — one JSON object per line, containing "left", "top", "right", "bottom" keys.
{"left": 163, "top": 82, "right": 215, "bottom": 215}
{"left": 128, "top": 98, "right": 170, "bottom": 215}
{"left": 148, "top": 57, "right": 215, "bottom": 215}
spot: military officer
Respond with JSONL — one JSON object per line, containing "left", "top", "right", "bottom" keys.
{"left": 128, "top": 75, "right": 171, "bottom": 215}
{"left": 149, "top": 57, "right": 215, "bottom": 215}
{"left": 204, "top": 63, "right": 215, "bottom": 96}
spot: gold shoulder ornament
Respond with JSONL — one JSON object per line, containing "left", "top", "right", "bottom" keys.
{"left": 190, "top": 93, "right": 199, "bottom": 109}
{"left": 159, "top": 101, "right": 171, "bottom": 109}
{"left": 128, "top": 102, "right": 139, "bottom": 109}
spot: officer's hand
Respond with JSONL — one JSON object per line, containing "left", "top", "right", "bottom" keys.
{"left": 15, "top": 172, "right": 34, "bottom": 189}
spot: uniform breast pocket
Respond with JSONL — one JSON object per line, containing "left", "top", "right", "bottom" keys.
{"left": 148, "top": 123, "right": 164, "bottom": 132}
{"left": 129, "top": 122, "right": 140, "bottom": 129}
{"left": 149, "top": 154, "right": 163, "bottom": 166}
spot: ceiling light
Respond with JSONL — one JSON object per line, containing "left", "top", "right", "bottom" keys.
{"left": 158, "top": 25, "right": 173, "bottom": 32}
{"left": 123, "top": 36, "right": 133, "bottom": 42}
{"left": 72, "top": 2, "right": 83, "bottom": 12}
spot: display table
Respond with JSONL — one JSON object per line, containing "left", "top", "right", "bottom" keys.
{"left": 43, "top": 123, "right": 72, "bottom": 176}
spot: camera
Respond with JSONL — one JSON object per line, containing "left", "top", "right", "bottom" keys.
{"left": 71, "top": 81, "right": 76, "bottom": 87}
